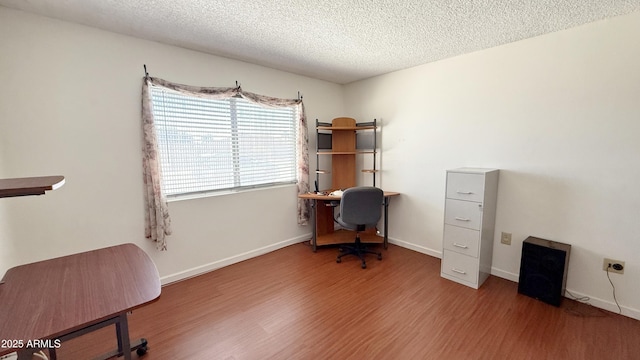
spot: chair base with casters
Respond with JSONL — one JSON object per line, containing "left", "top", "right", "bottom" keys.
{"left": 336, "top": 230, "right": 382, "bottom": 269}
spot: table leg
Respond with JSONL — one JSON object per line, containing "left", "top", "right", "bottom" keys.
{"left": 16, "top": 349, "right": 34, "bottom": 360}
{"left": 115, "top": 313, "right": 132, "bottom": 360}
{"left": 13, "top": 313, "right": 148, "bottom": 360}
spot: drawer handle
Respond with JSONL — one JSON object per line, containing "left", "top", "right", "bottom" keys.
{"left": 453, "top": 243, "right": 468, "bottom": 249}
{"left": 451, "top": 268, "right": 467, "bottom": 274}
{"left": 456, "top": 191, "right": 473, "bottom": 195}
{"left": 454, "top": 217, "right": 471, "bottom": 222}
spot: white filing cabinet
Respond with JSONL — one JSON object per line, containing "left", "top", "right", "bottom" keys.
{"left": 441, "top": 168, "right": 499, "bottom": 289}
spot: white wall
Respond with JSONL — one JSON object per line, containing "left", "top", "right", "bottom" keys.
{"left": 0, "top": 7, "right": 343, "bottom": 282}
{"left": 344, "top": 12, "right": 640, "bottom": 318}
{"left": 2, "top": 5, "right": 639, "bottom": 320}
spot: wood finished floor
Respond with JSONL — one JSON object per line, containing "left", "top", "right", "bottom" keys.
{"left": 57, "top": 243, "right": 640, "bottom": 359}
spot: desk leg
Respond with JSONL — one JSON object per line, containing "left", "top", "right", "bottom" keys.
{"left": 383, "top": 196, "right": 390, "bottom": 249}
{"left": 116, "top": 313, "right": 132, "bottom": 360}
{"left": 311, "top": 199, "right": 317, "bottom": 252}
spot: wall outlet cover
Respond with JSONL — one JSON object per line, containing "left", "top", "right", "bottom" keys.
{"left": 501, "top": 232, "right": 512, "bottom": 245}
{"left": 602, "top": 258, "right": 625, "bottom": 274}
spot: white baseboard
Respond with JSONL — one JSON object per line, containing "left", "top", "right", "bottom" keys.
{"left": 160, "top": 234, "right": 310, "bottom": 285}
{"left": 388, "top": 237, "right": 442, "bottom": 258}
{"left": 390, "top": 239, "right": 640, "bottom": 321}
{"left": 490, "top": 267, "right": 519, "bottom": 282}
{"left": 490, "top": 269, "right": 640, "bottom": 320}
{"left": 489, "top": 270, "right": 640, "bottom": 320}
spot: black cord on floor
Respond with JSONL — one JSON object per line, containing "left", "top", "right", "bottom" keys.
{"left": 606, "top": 267, "right": 622, "bottom": 314}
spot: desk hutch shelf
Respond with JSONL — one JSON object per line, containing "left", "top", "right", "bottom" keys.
{"left": 315, "top": 117, "right": 378, "bottom": 191}
{"left": 307, "top": 117, "right": 384, "bottom": 248}
{"left": 301, "top": 117, "right": 398, "bottom": 251}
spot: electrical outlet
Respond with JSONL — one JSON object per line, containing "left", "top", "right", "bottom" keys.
{"left": 602, "top": 258, "right": 625, "bottom": 274}
{"left": 500, "top": 232, "right": 512, "bottom": 245}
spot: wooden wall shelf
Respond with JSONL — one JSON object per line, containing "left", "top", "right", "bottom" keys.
{"left": 0, "top": 176, "right": 65, "bottom": 198}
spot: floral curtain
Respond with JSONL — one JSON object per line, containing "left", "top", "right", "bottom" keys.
{"left": 141, "top": 77, "right": 310, "bottom": 250}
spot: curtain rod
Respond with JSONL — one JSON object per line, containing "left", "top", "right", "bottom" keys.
{"left": 145, "top": 68, "right": 302, "bottom": 101}
{"left": 235, "top": 79, "right": 302, "bottom": 101}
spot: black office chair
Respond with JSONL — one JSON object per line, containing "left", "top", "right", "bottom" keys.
{"left": 334, "top": 186, "right": 384, "bottom": 269}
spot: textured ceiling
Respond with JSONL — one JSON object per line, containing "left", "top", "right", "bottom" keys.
{"left": 1, "top": 0, "right": 639, "bottom": 84}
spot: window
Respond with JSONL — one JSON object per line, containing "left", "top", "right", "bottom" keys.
{"left": 150, "top": 86, "right": 298, "bottom": 197}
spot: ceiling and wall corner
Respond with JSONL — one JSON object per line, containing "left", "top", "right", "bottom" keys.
{"left": 0, "top": 0, "right": 639, "bottom": 84}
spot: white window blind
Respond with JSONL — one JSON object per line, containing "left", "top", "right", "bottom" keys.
{"left": 150, "top": 86, "right": 298, "bottom": 197}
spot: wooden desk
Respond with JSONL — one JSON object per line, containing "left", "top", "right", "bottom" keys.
{"left": 0, "top": 243, "right": 161, "bottom": 360}
{"left": 299, "top": 191, "right": 399, "bottom": 251}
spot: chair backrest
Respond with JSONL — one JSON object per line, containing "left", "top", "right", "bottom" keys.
{"left": 339, "top": 187, "right": 384, "bottom": 227}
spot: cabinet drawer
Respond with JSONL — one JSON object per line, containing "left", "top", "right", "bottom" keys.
{"left": 444, "top": 199, "right": 482, "bottom": 230}
{"left": 441, "top": 250, "right": 479, "bottom": 285}
{"left": 443, "top": 225, "right": 480, "bottom": 257}
{"left": 446, "top": 172, "right": 484, "bottom": 202}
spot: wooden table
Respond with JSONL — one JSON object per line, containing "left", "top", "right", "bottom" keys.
{"left": 0, "top": 176, "right": 65, "bottom": 198}
{"left": 299, "top": 191, "right": 399, "bottom": 251}
{"left": 0, "top": 243, "right": 161, "bottom": 359}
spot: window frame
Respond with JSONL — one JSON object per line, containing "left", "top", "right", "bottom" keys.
{"left": 149, "top": 84, "right": 300, "bottom": 199}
